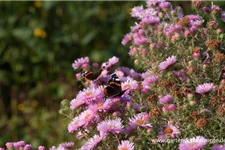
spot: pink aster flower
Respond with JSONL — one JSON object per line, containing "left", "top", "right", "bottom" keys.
{"left": 118, "top": 140, "right": 134, "bottom": 150}
{"left": 13, "top": 141, "right": 25, "bottom": 149}
{"left": 122, "top": 33, "right": 132, "bottom": 45}
{"left": 72, "top": 56, "right": 89, "bottom": 70}
{"left": 60, "top": 142, "right": 74, "bottom": 149}
{"left": 141, "top": 70, "right": 153, "bottom": 79}
{"left": 141, "top": 16, "right": 160, "bottom": 25}
{"left": 122, "top": 78, "right": 138, "bottom": 92}
{"left": 159, "top": 56, "right": 177, "bottom": 71}
{"left": 212, "top": 145, "right": 225, "bottom": 150}
{"left": 89, "top": 99, "right": 113, "bottom": 112}
{"left": 108, "top": 56, "right": 119, "bottom": 67}
{"left": 141, "top": 76, "right": 158, "bottom": 93}
{"left": 97, "top": 118, "right": 123, "bottom": 135}
{"left": 146, "top": 0, "right": 165, "bottom": 7}
{"left": 221, "top": 11, "right": 225, "bottom": 22}
{"left": 131, "top": 6, "right": 144, "bottom": 18}
{"left": 79, "top": 87, "right": 104, "bottom": 104}
{"left": 179, "top": 136, "right": 207, "bottom": 150}
{"left": 143, "top": 75, "right": 159, "bottom": 86}
{"left": 128, "top": 112, "right": 152, "bottom": 129}
{"left": 102, "top": 56, "right": 119, "bottom": 69}
{"left": 160, "top": 122, "right": 180, "bottom": 140}
{"left": 79, "top": 134, "right": 107, "bottom": 150}
{"left": 38, "top": 146, "right": 45, "bottom": 150}
{"left": 79, "top": 109, "right": 98, "bottom": 127}
{"left": 24, "top": 144, "right": 32, "bottom": 150}
{"left": 159, "top": 94, "right": 172, "bottom": 104}
{"left": 49, "top": 146, "right": 57, "bottom": 150}
{"left": 196, "top": 83, "right": 213, "bottom": 94}
{"left": 159, "top": 2, "right": 171, "bottom": 10}
{"left": 6, "top": 142, "right": 13, "bottom": 149}
{"left": 211, "top": 4, "right": 222, "bottom": 14}
{"left": 68, "top": 116, "right": 83, "bottom": 133}
{"left": 133, "top": 36, "right": 148, "bottom": 45}
{"left": 70, "top": 97, "right": 85, "bottom": 110}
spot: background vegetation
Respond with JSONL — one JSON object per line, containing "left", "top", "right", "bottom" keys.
{"left": 0, "top": 1, "right": 224, "bottom": 148}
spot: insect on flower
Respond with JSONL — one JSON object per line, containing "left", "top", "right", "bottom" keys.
{"left": 103, "top": 74, "right": 127, "bottom": 98}
{"left": 81, "top": 63, "right": 107, "bottom": 81}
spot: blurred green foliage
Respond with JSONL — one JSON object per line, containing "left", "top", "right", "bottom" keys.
{"left": 0, "top": 1, "right": 224, "bottom": 148}
{"left": 0, "top": 1, "right": 144, "bottom": 148}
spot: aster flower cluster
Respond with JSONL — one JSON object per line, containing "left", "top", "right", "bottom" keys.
{"left": 2, "top": 1, "right": 225, "bottom": 150}
{"left": 0, "top": 141, "right": 74, "bottom": 150}
{"left": 119, "top": 0, "right": 225, "bottom": 149}
{"left": 61, "top": 1, "right": 225, "bottom": 149}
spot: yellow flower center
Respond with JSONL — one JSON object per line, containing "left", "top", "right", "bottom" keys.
{"left": 84, "top": 114, "right": 91, "bottom": 120}
{"left": 136, "top": 119, "right": 144, "bottom": 125}
{"left": 97, "top": 103, "right": 104, "bottom": 108}
{"left": 121, "top": 148, "right": 128, "bottom": 150}
{"left": 164, "top": 127, "right": 173, "bottom": 135}
{"left": 123, "top": 84, "right": 131, "bottom": 89}
{"left": 189, "top": 142, "right": 197, "bottom": 147}
{"left": 85, "top": 91, "right": 93, "bottom": 97}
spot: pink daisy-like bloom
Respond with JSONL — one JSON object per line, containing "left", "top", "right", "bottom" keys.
{"left": 79, "top": 109, "right": 98, "bottom": 127}
{"left": 117, "top": 67, "right": 131, "bottom": 75}
{"left": 24, "top": 144, "right": 32, "bottom": 150}
{"left": 89, "top": 99, "right": 113, "bottom": 112}
{"left": 141, "top": 70, "right": 153, "bottom": 79}
{"left": 38, "top": 146, "right": 45, "bottom": 150}
{"left": 102, "top": 56, "right": 119, "bottom": 69}
{"left": 212, "top": 145, "right": 225, "bottom": 150}
{"left": 179, "top": 136, "right": 207, "bottom": 150}
{"left": 68, "top": 116, "right": 83, "bottom": 133}
{"left": 131, "top": 6, "right": 144, "bottom": 19}
{"left": 6, "top": 142, "right": 13, "bottom": 149}
{"left": 49, "top": 146, "right": 57, "bottom": 150}
{"left": 122, "top": 78, "right": 138, "bottom": 91}
{"left": 70, "top": 97, "right": 85, "bottom": 110}
{"left": 122, "top": 33, "right": 132, "bottom": 45}
{"left": 159, "top": 56, "right": 177, "bottom": 71}
{"left": 159, "top": 1, "right": 171, "bottom": 9}
{"left": 141, "top": 76, "right": 158, "bottom": 93}
{"left": 60, "top": 142, "right": 74, "bottom": 149}
{"left": 128, "top": 112, "right": 152, "bottom": 129}
{"left": 72, "top": 56, "right": 89, "bottom": 70}
{"left": 114, "top": 70, "right": 125, "bottom": 78}
{"left": 133, "top": 36, "right": 148, "bottom": 45}
{"left": 129, "top": 69, "right": 141, "bottom": 79}
{"left": 118, "top": 140, "right": 134, "bottom": 150}
{"left": 159, "top": 94, "right": 172, "bottom": 104}
{"left": 108, "top": 56, "right": 119, "bottom": 66}
{"left": 196, "top": 83, "right": 213, "bottom": 94}
{"left": 221, "top": 11, "right": 225, "bottom": 22}
{"left": 13, "top": 141, "right": 25, "bottom": 149}
{"left": 160, "top": 122, "right": 180, "bottom": 139}
{"left": 79, "top": 87, "right": 104, "bottom": 104}
{"left": 142, "top": 75, "right": 159, "bottom": 86}
{"left": 79, "top": 134, "right": 107, "bottom": 150}
{"left": 97, "top": 118, "right": 124, "bottom": 135}
{"left": 141, "top": 16, "right": 160, "bottom": 25}
{"left": 146, "top": 0, "right": 165, "bottom": 7}
{"left": 211, "top": 4, "right": 222, "bottom": 14}
{"left": 116, "top": 67, "right": 140, "bottom": 79}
